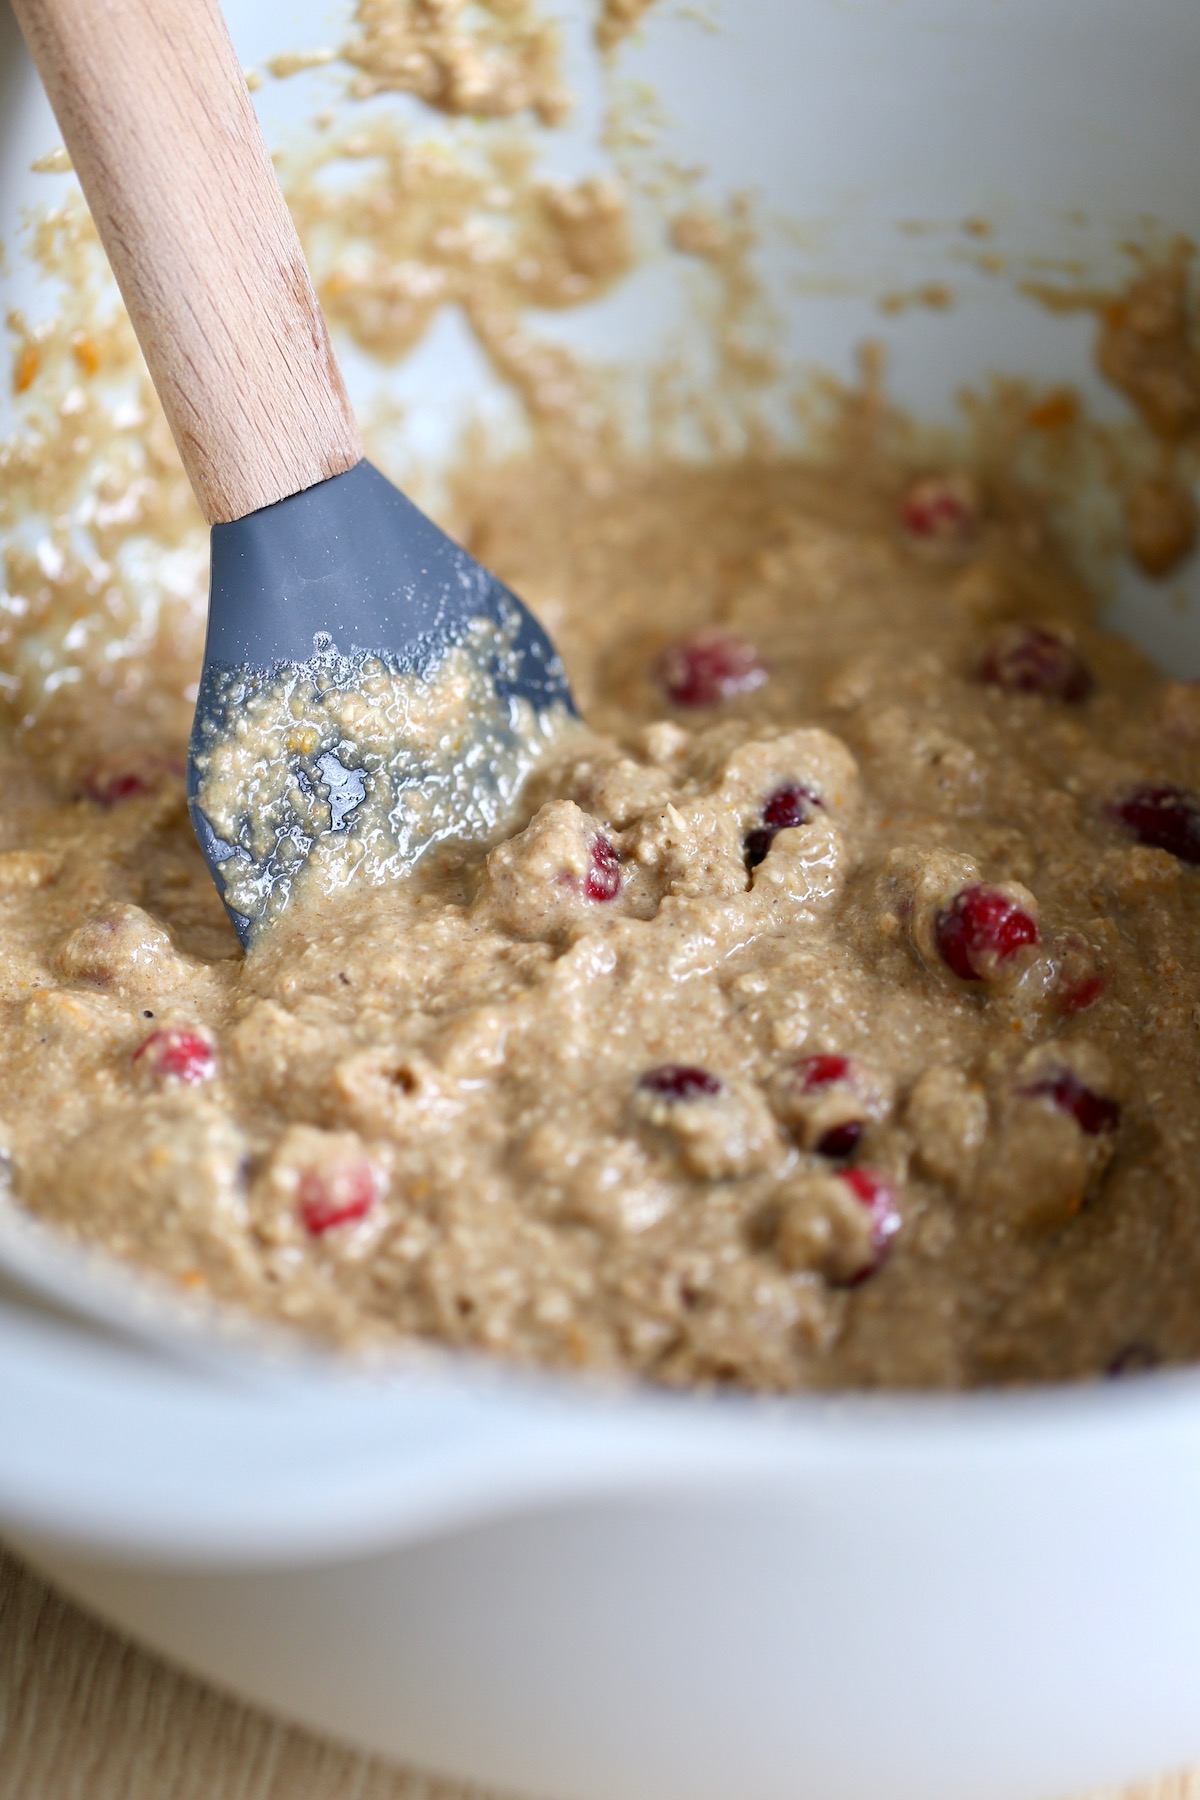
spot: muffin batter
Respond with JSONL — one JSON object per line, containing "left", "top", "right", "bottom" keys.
{"left": 1, "top": 435, "right": 1199, "bottom": 1388}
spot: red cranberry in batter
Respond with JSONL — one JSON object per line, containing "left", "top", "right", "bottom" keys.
{"left": 744, "top": 783, "right": 823, "bottom": 870}
{"left": 86, "top": 770, "right": 153, "bottom": 806}
{"left": 796, "top": 1053, "right": 852, "bottom": 1092}
{"left": 1051, "top": 932, "right": 1106, "bottom": 1015}
{"left": 80, "top": 749, "right": 183, "bottom": 806}
{"left": 900, "top": 473, "right": 980, "bottom": 554}
{"left": 585, "top": 833, "right": 622, "bottom": 901}
{"left": 657, "top": 628, "right": 767, "bottom": 709}
{"left": 791, "top": 1055, "right": 862, "bottom": 1157}
{"left": 1020, "top": 1068, "right": 1121, "bottom": 1138}
{"left": 638, "top": 1065, "right": 723, "bottom": 1101}
{"left": 1058, "top": 972, "right": 1105, "bottom": 1014}
{"left": 815, "top": 1120, "right": 863, "bottom": 1159}
{"left": 132, "top": 1028, "right": 215, "bottom": 1086}
{"left": 772, "top": 1052, "right": 890, "bottom": 1161}
{"left": 840, "top": 1167, "right": 901, "bottom": 1272}
{"left": 298, "top": 1161, "right": 376, "bottom": 1236}
{"left": 1107, "top": 1342, "right": 1161, "bottom": 1378}
{"left": 1112, "top": 784, "right": 1200, "bottom": 865}
{"left": 935, "top": 884, "right": 1040, "bottom": 982}
{"left": 979, "top": 624, "right": 1093, "bottom": 702}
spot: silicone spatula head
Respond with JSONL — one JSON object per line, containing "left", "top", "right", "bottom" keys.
{"left": 189, "top": 462, "right": 574, "bottom": 943}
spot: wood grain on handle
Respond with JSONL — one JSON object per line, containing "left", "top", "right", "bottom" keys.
{"left": 11, "top": 0, "right": 363, "bottom": 525}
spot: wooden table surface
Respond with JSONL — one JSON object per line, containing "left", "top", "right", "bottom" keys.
{"left": 0, "top": 1543, "right": 1189, "bottom": 1800}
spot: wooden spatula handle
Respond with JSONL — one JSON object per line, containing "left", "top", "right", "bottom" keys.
{"left": 11, "top": 0, "right": 363, "bottom": 525}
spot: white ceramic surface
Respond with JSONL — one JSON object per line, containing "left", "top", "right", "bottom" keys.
{"left": 2, "top": 3, "right": 1200, "bottom": 1797}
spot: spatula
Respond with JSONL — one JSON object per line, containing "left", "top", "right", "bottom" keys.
{"left": 11, "top": 0, "right": 576, "bottom": 945}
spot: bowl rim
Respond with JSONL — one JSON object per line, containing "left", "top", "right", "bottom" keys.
{"left": 1, "top": 1202, "right": 1198, "bottom": 1568}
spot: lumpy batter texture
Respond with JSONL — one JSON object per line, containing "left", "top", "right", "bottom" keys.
{"left": 4, "top": 444, "right": 1200, "bottom": 1388}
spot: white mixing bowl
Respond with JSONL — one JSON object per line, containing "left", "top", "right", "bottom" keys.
{"left": 2, "top": 4, "right": 1200, "bottom": 1797}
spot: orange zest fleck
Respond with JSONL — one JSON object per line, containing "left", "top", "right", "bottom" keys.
{"left": 1027, "top": 389, "right": 1079, "bottom": 432}
{"left": 13, "top": 343, "right": 38, "bottom": 394}
{"left": 72, "top": 334, "right": 101, "bottom": 377}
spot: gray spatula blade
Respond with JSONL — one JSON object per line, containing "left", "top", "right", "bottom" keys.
{"left": 187, "top": 459, "right": 575, "bottom": 946}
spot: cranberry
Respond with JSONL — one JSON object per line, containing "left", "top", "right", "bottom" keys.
{"left": 298, "top": 1162, "right": 376, "bottom": 1236}
{"left": 1050, "top": 936, "right": 1108, "bottom": 1022}
{"left": 793, "top": 1055, "right": 863, "bottom": 1156}
{"left": 1112, "top": 784, "right": 1200, "bottom": 865}
{"left": 1020, "top": 1069, "right": 1120, "bottom": 1137}
{"left": 840, "top": 1166, "right": 900, "bottom": 1265}
{"left": 80, "top": 751, "right": 184, "bottom": 807}
{"left": 584, "top": 834, "right": 621, "bottom": 901}
{"left": 934, "top": 884, "right": 1040, "bottom": 982}
{"left": 1058, "top": 972, "right": 1105, "bottom": 1014}
{"left": 816, "top": 1120, "right": 864, "bottom": 1159}
{"left": 1051, "top": 932, "right": 1105, "bottom": 1014}
{"left": 132, "top": 1028, "right": 215, "bottom": 1085}
{"left": 86, "top": 770, "right": 153, "bottom": 806}
{"left": 775, "top": 1054, "right": 872, "bottom": 1159}
{"left": 638, "top": 1064, "right": 723, "bottom": 1101}
{"left": 796, "top": 1053, "right": 852, "bottom": 1092}
{"left": 1107, "top": 1342, "right": 1160, "bottom": 1378}
{"left": 979, "top": 625, "right": 1093, "bottom": 703}
{"left": 657, "top": 628, "right": 767, "bottom": 708}
{"left": 744, "top": 784, "right": 823, "bottom": 870}
{"left": 900, "top": 474, "right": 980, "bottom": 551}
